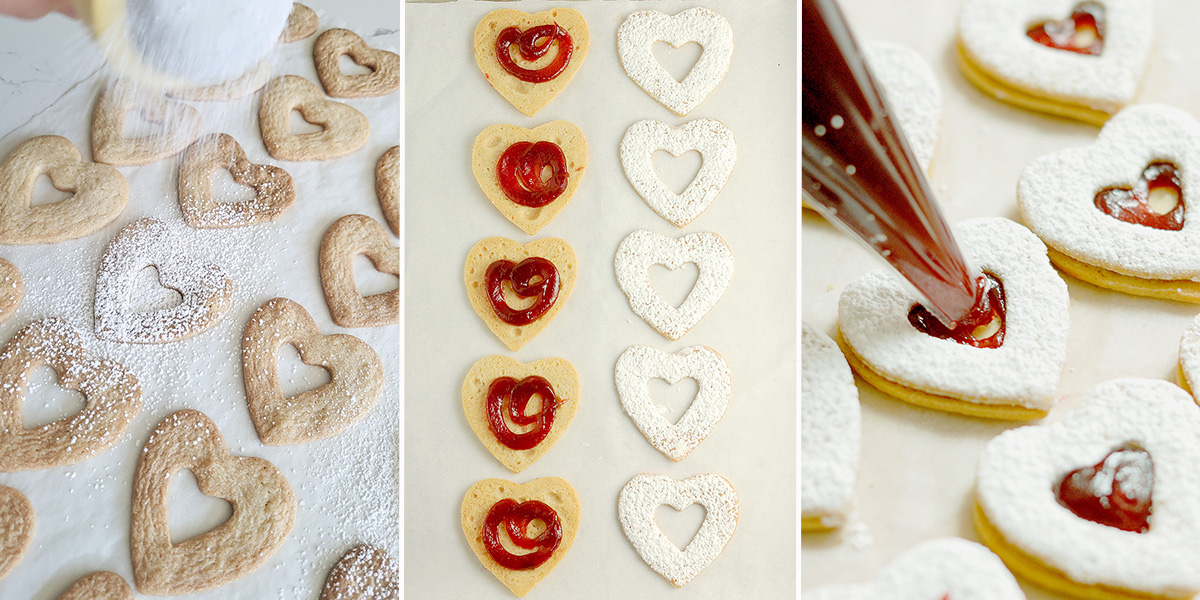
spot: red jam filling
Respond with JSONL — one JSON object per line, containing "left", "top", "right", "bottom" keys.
{"left": 497, "top": 141, "right": 568, "bottom": 207}
{"left": 1056, "top": 446, "right": 1153, "bottom": 533}
{"left": 495, "top": 25, "right": 573, "bottom": 83}
{"left": 1094, "top": 162, "right": 1185, "bottom": 231}
{"left": 1027, "top": 2, "right": 1104, "bottom": 55}
{"left": 482, "top": 498, "right": 562, "bottom": 570}
{"left": 486, "top": 376, "right": 557, "bottom": 450}
{"left": 485, "top": 257, "right": 560, "bottom": 326}
{"left": 908, "top": 274, "right": 1006, "bottom": 349}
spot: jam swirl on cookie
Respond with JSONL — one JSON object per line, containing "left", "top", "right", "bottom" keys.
{"left": 497, "top": 141, "right": 568, "bottom": 207}
{"left": 485, "top": 257, "right": 560, "bottom": 326}
{"left": 496, "top": 25, "right": 573, "bottom": 83}
{"left": 486, "top": 376, "right": 557, "bottom": 450}
{"left": 483, "top": 498, "right": 562, "bottom": 569}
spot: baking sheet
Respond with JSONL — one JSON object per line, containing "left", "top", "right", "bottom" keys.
{"left": 800, "top": 1, "right": 1200, "bottom": 598}
{"left": 404, "top": 1, "right": 796, "bottom": 598}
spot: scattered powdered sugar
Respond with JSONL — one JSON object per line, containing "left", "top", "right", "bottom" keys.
{"left": 863, "top": 42, "right": 940, "bottom": 172}
{"left": 800, "top": 322, "right": 859, "bottom": 527}
{"left": 617, "top": 7, "right": 733, "bottom": 116}
{"left": 619, "top": 118, "right": 736, "bottom": 228}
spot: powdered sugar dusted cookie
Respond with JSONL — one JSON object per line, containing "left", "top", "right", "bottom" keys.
{"left": 804, "top": 538, "right": 1026, "bottom": 600}
{"left": 461, "top": 477, "right": 580, "bottom": 597}
{"left": 975, "top": 379, "right": 1200, "bottom": 598}
{"left": 167, "top": 60, "right": 271, "bottom": 102}
{"left": 465, "top": 237, "right": 577, "bottom": 352}
{"left": 0, "top": 318, "right": 142, "bottom": 472}
{"left": 319, "top": 545, "right": 398, "bottom": 600}
{"left": 957, "top": 0, "right": 1152, "bottom": 125}
{"left": 0, "top": 135, "right": 128, "bottom": 245}
{"left": 618, "top": 473, "right": 737, "bottom": 588}
{"left": 177, "top": 133, "right": 295, "bottom": 229}
{"left": 56, "top": 572, "right": 133, "bottom": 600}
{"left": 279, "top": 3, "right": 318, "bottom": 43}
{"left": 1019, "top": 104, "right": 1200, "bottom": 301}
{"left": 461, "top": 355, "right": 580, "bottom": 474}
{"left": 838, "top": 218, "right": 1069, "bottom": 419}
{"left": 0, "top": 259, "right": 21, "bottom": 324}
{"left": 94, "top": 218, "right": 234, "bottom": 344}
{"left": 864, "top": 41, "right": 941, "bottom": 172}
{"left": 800, "top": 323, "right": 859, "bottom": 531}
{"left": 91, "top": 81, "right": 203, "bottom": 166}
{"left": 618, "top": 8, "right": 732, "bottom": 116}
{"left": 472, "top": 121, "right": 588, "bottom": 235}
{"left": 314, "top": 28, "right": 399, "bottom": 98}
{"left": 319, "top": 214, "right": 399, "bottom": 328}
{"left": 375, "top": 146, "right": 399, "bottom": 236}
{"left": 474, "top": 9, "right": 590, "bottom": 117}
{"left": 615, "top": 230, "right": 733, "bottom": 341}
{"left": 0, "top": 485, "right": 32, "bottom": 580}
{"left": 615, "top": 345, "right": 731, "bottom": 462}
{"left": 258, "top": 75, "right": 370, "bottom": 161}
{"left": 131, "top": 409, "right": 296, "bottom": 595}
{"left": 242, "top": 298, "right": 384, "bottom": 445}
{"left": 619, "top": 119, "right": 735, "bottom": 228}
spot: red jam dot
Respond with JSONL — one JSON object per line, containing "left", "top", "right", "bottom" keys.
{"left": 495, "top": 25, "right": 573, "bottom": 83}
{"left": 485, "top": 257, "right": 560, "bottom": 326}
{"left": 908, "top": 274, "right": 1006, "bottom": 349}
{"left": 497, "top": 141, "right": 568, "bottom": 207}
{"left": 486, "top": 376, "right": 557, "bottom": 450}
{"left": 482, "top": 498, "right": 562, "bottom": 570}
{"left": 1027, "top": 2, "right": 1104, "bottom": 55}
{"left": 1056, "top": 446, "right": 1153, "bottom": 533}
{"left": 1095, "top": 162, "right": 1185, "bottom": 231}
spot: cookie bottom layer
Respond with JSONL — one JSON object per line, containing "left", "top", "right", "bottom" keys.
{"left": 956, "top": 44, "right": 1111, "bottom": 127}
{"left": 837, "top": 329, "right": 1047, "bottom": 421}
{"left": 973, "top": 501, "right": 1187, "bottom": 600}
{"left": 1047, "top": 248, "right": 1200, "bottom": 303}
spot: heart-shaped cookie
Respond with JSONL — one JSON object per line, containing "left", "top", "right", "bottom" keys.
{"left": 618, "top": 473, "right": 737, "bottom": 587}
{"left": 375, "top": 145, "right": 399, "bottom": 236}
{"left": 258, "top": 75, "right": 370, "bottom": 161}
{"left": 957, "top": 0, "right": 1152, "bottom": 124}
{"left": 131, "top": 409, "right": 296, "bottom": 595}
{"left": 800, "top": 323, "right": 860, "bottom": 531}
{"left": 177, "top": 133, "right": 295, "bottom": 229}
{"left": 615, "top": 345, "right": 730, "bottom": 462}
{"left": 976, "top": 379, "right": 1200, "bottom": 598}
{"left": 0, "top": 259, "right": 22, "bottom": 324}
{"left": 0, "top": 485, "right": 32, "bottom": 580}
{"left": 864, "top": 41, "right": 941, "bottom": 172}
{"left": 474, "top": 9, "right": 590, "bottom": 117}
{"left": 91, "top": 81, "right": 203, "bottom": 166}
{"left": 461, "top": 477, "right": 580, "bottom": 597}
{"left": 617, "top": 8, "right": 733, "bottom": 117}
{"left": 1019, "top": 104, "right": 1200, "bottom": 301}
{"left": 472, "top": 121, "right": 588, "bottom": 235}
{"left": 167, "top": 60, "right": 271, "bottom": 102}
{"left": 56, "top": 572, "right": 133, "bottom": 600}
{"left": 94, "top": 218, "right": 234, "bottom": 343}
{"left": 614, "top": 230, "right": 733, "bottom": 341}
{"left": 0, "top": 135, "right": 128, "bottom": 245}
{"left": 0, "top": 318, "right": 142, "bottom": 472}
{"left": 838, "top": 218, "right": 1069, "bottom": 418}
{"left": 314, "top": 28, "right": 399, "bottom": 98}
{"left": 804, "top": 538, "right": 1026, "bottom": 599}
{"left": 319, "top": 214, "right": 398, "bottom": 328}
{"left": 319, "top": 545, "right": 398, "bottom": 600}
{"left": 462, "top": 355, "right": 580, "bottom": 473}
{"left": 279, "top": 3, "right": 318, "bottom": 43}
{"left": 242, "top": 297, "right": 384, "bottom": 445}
{"left": 620, "top": 119, "right": 735, "bottom": 228}
{"left": 465, "top": 237, "right": 577, "bottom": 352}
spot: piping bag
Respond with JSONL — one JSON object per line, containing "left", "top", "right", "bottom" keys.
{"left": 803, "top": 0, "right": 996, "bottom": 331}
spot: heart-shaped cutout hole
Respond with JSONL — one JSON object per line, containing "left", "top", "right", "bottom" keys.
{"left": 655, "top": 502, "right": 707, "bottom": 550}
{"left": 353, "top": 254, "right": 399, "bottom": 298}
{"left": 128, "top": 266, "right": 184, "bottom": 314}
{"left": 647, "top": 376, "right": 699, "bottom": 424}
{"left": 1027, "top": 1, "right": 1105, "bottom": 55}
{"left": 276, "top": 342, "right": 332, "bottom": 399}
{"left": 1094, "top": 162, "right": 1184, "bottom": 230}
{"left": 337, "top": 53, "right": 374, "bottom": 76}
{"left": 1056, "top": 443, "right": 1153, "bottom": 533}
{"left": 289, "top": 110, "right": 325, "bottom": 135}
{"left": 651, "top": 149, "right": 703, "bottom": 196}
{"left": 650, "top": 262, "right": 700, "bottom": 309}
{"left": 20, "top": 365, "right": 85, "bottom": 429}
{"left": 209, "top": 168, "right": 258, "bottom": 205}
{"left": 168, "top": 469, "right": 233, "bottom": 544}
{"left": 652, "top": 41, "right": 703, "bottom": 83}
{"left": 31, "top": 173, "right": 74, "bottom": 207}
{"left": 908, "top": 274, "right": 1007, "bottom": 348}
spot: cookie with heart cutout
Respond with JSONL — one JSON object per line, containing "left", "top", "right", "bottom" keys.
{"left": 242, "top": 298, "right": 384, "bottom": 445}
{"left": 56, "top": 572, "right": 133, "bottom": 600}
{"left": 800, "top": 323, "right": 860, "bottom": 532}
{"left": 375, "top": 146, "right": 399, "bottom": 236}
{"left": 957, "top": 0, "right": 1152, "bottom": 126}
{"left": 465, "top": 237, "right": 577, "bottom": 352}
{"left": 615, "top": 345, "right": 731, "bottom": 462}
{"left": 975, "top": 378, "right": 1200, "bottom": 599}
{"left": 474, "top": 8, "right": 590, "bottom": 117}
{"left": 864, "top": 41, "right": 941, "bottom": 173}
{"left": 838, "top": 217, "right": 1070, "bottom": 420}
{"left": 461, "top": 476, "right": 580, "bottom": 597}
{"left": 472, "top": 121, "right": 588, "bottom": 235}
{"left": 619, "top": 119, "right": 735, "bottom": 228}
{"left": 614, "top": 229, "right": 733, "bottom": 341}
{"left": 319, "top": 545, "right": 398, "bottom": 600}
{"left": 314, "top": 28, "right": 399, "bottom": 98}
{"left": 177, "top": 133, "right": 295, "bottom": 229}
{"left": 618, "top": 473, "right": 737, "bottom": 588}
{"left": 279, "top": 3, "right": 318, "bottom": 43}
{"left": 0, "top": 135, "right": 128, "bottom": 245}
{"left": 0, "top": 485, "right": 32, "bottom": 580}
{"left": 461, "top": 355, "right": 580, "bottom": 474}
{"left": 617, "top": 7, "right": 733, "bottom": 117}
{"left": 1019, "top": 104, "right": 1200, "bottom": 301}
{"left": 804, "top": 537, "right": 1026, "bottom": 600}
{"left": 130, "top": 409, "right": 296, "bottom": 595}
{"left": 91, "top": 81, "right": 203, "bottom": 166}
{"left": 0, "top": 318, "right": 143, "bottom": 472}
{"left": 258, "top": 75, "right": 370, "bottom": 161}
{"left": 94, "top": 218, "right": 234, "bottom": 344}
{"left": 166, "top": 60, "right": 271, "bottom": 102}
{"left": 319, "top": 214, "right": 398, "bottom": 328}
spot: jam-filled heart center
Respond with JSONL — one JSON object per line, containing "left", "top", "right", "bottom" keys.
{"left": 486, "top": 257, "right": 560, "bottom": 326}
{"left": 1027, "top": 1, "right": 1105, "bottom": 55}
{"left": 497, "top": 141, "right": 568, "bottom": 207}
{"left": 487, "top": 375, "right": 558, "bottom": 450}
{"left": 908, "top": 274, "right": 1006, "bottom": 349}
{"left": 483, "top": 498, "right": 562, "bottom": 570}
{"left": 1056, "top": 445, "right": 1153, "bottom": 533}
{"left": 496, "top": 25, "right": 574, "bottom": 83}
{"left": 1095, "top": 162, "right": 1185, "bottom": 230}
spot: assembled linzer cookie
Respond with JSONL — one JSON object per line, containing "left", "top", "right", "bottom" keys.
{"left": 474, "top": 9, "right": 590, "bottom": 117}
{"left": 800, "top": 323, "right": 860, "bottom": 531}
{"left": 465, "top": 236, "right": 577, "bottom": 351}
{"left": 472, "top": 121, "right": 588, "bottom": 235}
{"left": 864, "top": 41, "right": 941, "bottom": 172}
{"left": 838, "top": 218, "right": 1070, "bottom": 420}
{"left": 975, "top": 379, "right": 1200, "bottom": 599}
